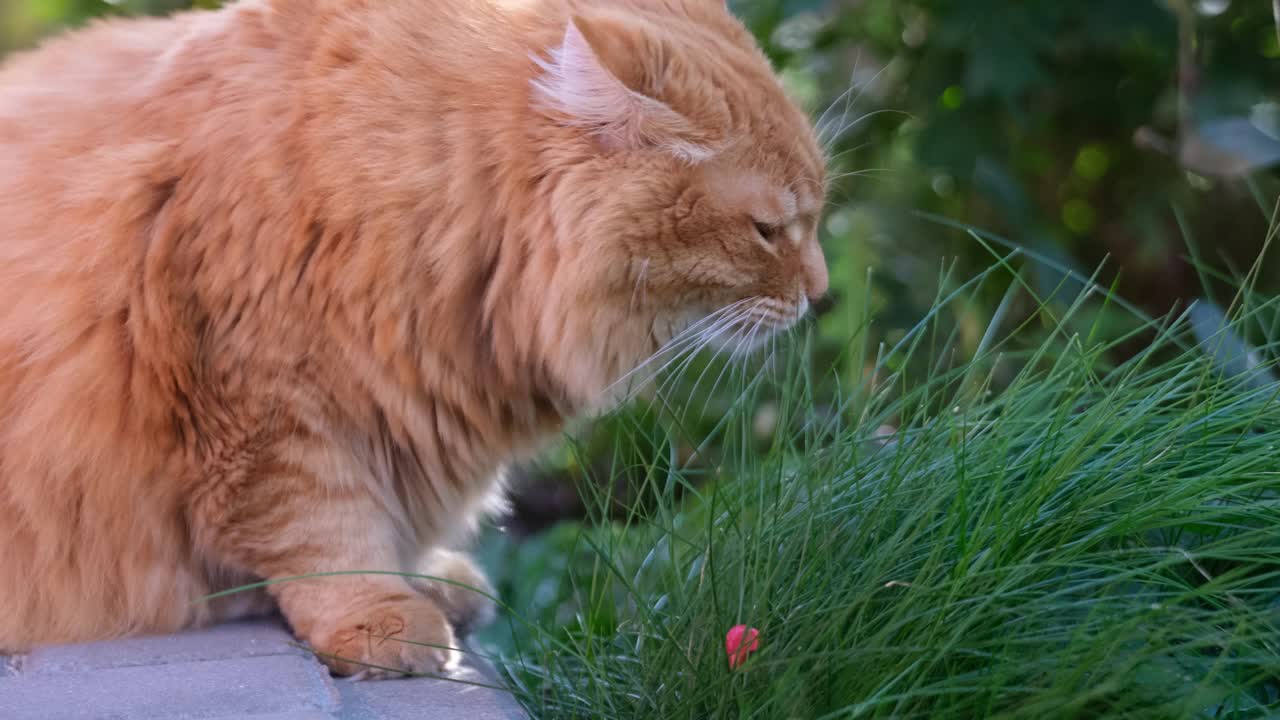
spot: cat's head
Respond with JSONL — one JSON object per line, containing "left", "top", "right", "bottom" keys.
{"left": 530, "top": 1, "right": 827, "bottom": 402}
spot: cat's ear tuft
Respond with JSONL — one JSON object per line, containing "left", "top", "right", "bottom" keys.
{"left": 532, "top": 16, "right": 713, "bottom": 162}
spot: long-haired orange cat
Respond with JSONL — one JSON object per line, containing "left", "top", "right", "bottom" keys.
{"left": 0, "top": 0, "right": 827, "bottom": 676}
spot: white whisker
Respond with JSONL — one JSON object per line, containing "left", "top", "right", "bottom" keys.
{"left": 823, "top": 107, "right": 912, "bottom": 151}
{"left": 629, "top": 258, "right": 650, "bottom": 313}
{"left": 814, "top": 52, "right": 863, "bottom": 141}
{"left": 606, "top": 299, "right": 756, "bottom": 401}
{"left": 653, "top": 304, "right": 756, "bottom": 400}
{"left": 824, "top": 167, "right": 894, "bottom": 186}
{"left": 816, "top": 55, "right": 875, "bottom": 147}
{"left": 817, "top": 63, "right": 895, "bottom": 151}
{"left": 822, "top": 141, "right": 875, "bottom": 168}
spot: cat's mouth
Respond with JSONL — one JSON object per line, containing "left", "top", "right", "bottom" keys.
{"left": 701, "top": 296, "right": 807, "bottom": 355}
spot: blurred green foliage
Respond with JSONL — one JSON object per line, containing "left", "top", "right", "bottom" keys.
{"left": 1, "top": 0, "right": 208, "bottom": 49}
{"left": 741, "top": 0, "right": 1280, "bottom": 337}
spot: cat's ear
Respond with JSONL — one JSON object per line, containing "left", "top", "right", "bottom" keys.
{"left": 532, "top": 16, "right": 712, "bottom": 161}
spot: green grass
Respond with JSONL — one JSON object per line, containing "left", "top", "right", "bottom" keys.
{"left": 477, "top": 233, "right": 1280, "bottom": 719}
{"left": 200, "top": 219, "right": 1280, "bottom": 717}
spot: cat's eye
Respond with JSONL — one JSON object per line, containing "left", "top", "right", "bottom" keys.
{"left": 753, "top": 220, "right": 782, "bottom": 244}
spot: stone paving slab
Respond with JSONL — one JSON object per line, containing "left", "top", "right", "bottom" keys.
{"left": 230, "top": 714, "right": 337, "bottom": 720}
{"left": 19, "top": 621, "right": 301, "bottom": 675}
{"left": 0, "top": 620, "right": 527, "bottom": 720}
{"left": 0, "top": 654, "right": 338, "bottom": 720}
{"left": 336, "top": 665, "right": 520, "bottom": 720}
{"left": 230, "top": 714, "right": 338, "bottom": 720}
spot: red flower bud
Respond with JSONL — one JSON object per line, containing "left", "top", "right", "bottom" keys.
{"left": 725, "top": 625, "right": 760, "bottom": 670}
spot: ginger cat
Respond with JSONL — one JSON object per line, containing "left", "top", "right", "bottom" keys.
{"left": 0, "top": 0, "right": 827, "bottom": 677}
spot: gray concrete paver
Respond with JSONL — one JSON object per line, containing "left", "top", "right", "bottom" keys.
{"left": 21, "top": 620, "right": 301, "bottom": 675}
{"left": 0, "top": 654, "right": 339, "bottom": 720}
{"left": 0, "top": 621, "right": 526, "bottom": 720}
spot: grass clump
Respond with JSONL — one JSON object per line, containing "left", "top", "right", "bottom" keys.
{"left": 482, "top": 242, "right": 1280, "bottom": 719}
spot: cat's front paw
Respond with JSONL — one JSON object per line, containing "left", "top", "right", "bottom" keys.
{"left": 311, "top": 596, "right": 459, "bottom": 679}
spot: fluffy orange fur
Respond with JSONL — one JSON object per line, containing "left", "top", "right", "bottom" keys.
{"left": 0, "top": 0, "right": 827, "bottom": 677}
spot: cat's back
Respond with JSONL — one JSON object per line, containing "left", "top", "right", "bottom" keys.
{"left": 0, "top": 0, "right": 304, "bottom": 357}
{"left": 0, "top": 12, "right": 213, "bottom": 426}
{"left": 0, "top": 13, "right": 213, "bottom": 337}
{"left": 0, "top": 14, "right": 190, "bottom": 115}
{"left": 0, "top": 13, "right": 201, "bottom": 186}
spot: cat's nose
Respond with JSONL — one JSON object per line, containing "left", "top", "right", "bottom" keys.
{"left": 806, "top": 274, "right": 829, "bottom": 304}
{"left": 803, "top": 248, "right": 829, "bottom": 303}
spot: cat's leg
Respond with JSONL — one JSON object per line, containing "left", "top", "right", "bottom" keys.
{"left": 406, "top": 548, "right": 496, "bottom": 638}
{"left": 194, "top": 469, "right": 459, "bottom": 678}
